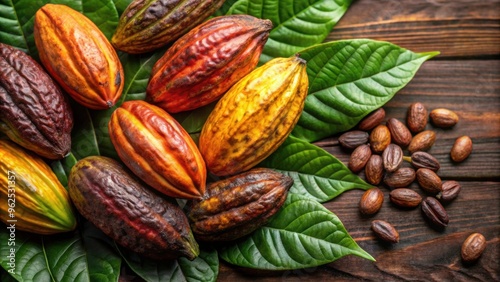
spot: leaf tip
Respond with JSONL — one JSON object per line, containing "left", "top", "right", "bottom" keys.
{"left": 421, "top": 51, "right": 441, "bottom": 60}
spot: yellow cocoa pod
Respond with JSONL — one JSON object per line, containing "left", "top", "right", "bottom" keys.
{"left": 34, "top": 4, "right": 124, "bottom": 110}
{"left": 0, "top": 139, "right": 77, "bottom": 235}
{"left": 199, "top": 55, "right": 309, "bottom": 176}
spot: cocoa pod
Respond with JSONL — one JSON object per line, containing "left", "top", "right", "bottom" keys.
{"left": 186, "top": 168, "right": 292, "bottom": 242}
{"left": 0, "top": 140, "right": 76, "bottom": 234}
{"left": 34, "top": 4, "right": 124, "bottom": 110}
{"left": 199, "top": 55, "right": 308, "bottom": 176}
{"left": 112, "top": 0, "right": 226, "bottom": 54}
{"left": 0, "top": 43, "right": 73, "bottom": 159}
{"left": 108, "top": 100, "right": 206, "bottom": 199}
{"left": 68, "top": 156, "right": 199, "bottom": 260}
{"left": 147, "top": 15, "right": 272, "bottom": 113}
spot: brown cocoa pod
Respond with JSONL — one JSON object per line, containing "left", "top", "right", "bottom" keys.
{"left": 436, "top": 180, "right": 461, "bottom": 203}
{"left": 338, "top": 130, "right": 369, "bottom": 150}
{"left": 421, "top": 197, "right": 449, "bottom": 229}
{"left": 365, "top": 155, "right": 384, "bottom": 185}
{"left": 384, "top": 167, "right": 416, "bottom": 188}
{"left": 429, "top": 108, "right": 459, "bottom": 128}
{"left": 358, "top": 108, "right": 385, "bottom": 131}
{"left": 450, "top": 136, "right": 473, "bottom": 162}
{"left": 186, "top": 168, "right": 292, "bottom": 242}
{"left": 0, "top": 43, "right": 73, "bottom": 159}
{"left": 371, "top": 220, "right": 399, "bottom": 243}
{"left": 382, "top": 144, "right": 403, "bottom": 172}
{"left": 359, "top": 188, "right": 384, "bottom": 215}
{"left": 461, "top": 233, "right": 487, "bottom": 263}
{"left": 348, "top": 144, "right": 372, "bottom": 173}
{"left": 386, "top": 118, "right": 412, "bottom": 147}
{"left": 408, "top": 130, "right": 436, "bottom": 154}
{"left": 407, "top": 151, "right": 440, "bottom": 172}
{"left": 69, "top": 156, "right": 199, "bottom": 260}
{"left": 369, "top": 124, "right": 391, "bottom": 154}
{"left": 389, "top": 188, "right": 422, "bottom": 208}
{"left": 146, "top": 15, "right": 272, "bottom": 113}
{"left": 416, "top": 168, "right": 442, "bottom": 194}
{"left": 112, "top": 0, "right": 226, "bottom": 54}
{"left": 407, "top": 102, "right": 428, "bottom": 133}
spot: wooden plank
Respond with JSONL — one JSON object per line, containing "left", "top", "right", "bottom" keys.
{"left": 328, "top": 0, "right": 500, "bottom": 58}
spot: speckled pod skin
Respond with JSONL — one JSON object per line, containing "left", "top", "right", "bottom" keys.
{"left": 68, "top": 156, "right": 199, "bottom": 260}
{"left": 146, "top": 15, "right": 272, "bottom": 113}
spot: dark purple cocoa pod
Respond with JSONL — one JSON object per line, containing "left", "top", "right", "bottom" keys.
{"left": 186, "top": 168, "right": 292, "bottom": 242}
{"left": 0, "top": 43, "right": 73, "bottom": 159}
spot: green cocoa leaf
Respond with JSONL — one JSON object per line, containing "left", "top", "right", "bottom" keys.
{"left": 212, "top": 0, "right": 239, "bottom": 17}
{"left": 117, "top": 245, "right": 219, "bottom": 282}
{"left": 219, "top": 193, "right": 374, "bottom": 270}
{"left": 227, "top": 0, "right": 352, "bottom": 63}
{"left": 292, "top": 39, "right": 439, "bottom": 142}
{"left": 0, "top": 224, "right": 121, "bottom": 282}
{"left": 50, "top": 153, "right": 78, "bottom": 188}
{"left": 0, "top": 0, "right": 119, "bottom": 58}
{"left": 112, "top": 0, "right": 132, "bottom": 16}
{"left": 260, "top": 136, "right": 372, "bottom": 202}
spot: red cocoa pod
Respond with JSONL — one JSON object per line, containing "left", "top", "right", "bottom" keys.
{"left": 0, "top": 43, "right": 73, "bottom": 159}
{"left": 147, "top": 15, "right": 272, "bottom": 113}
{"left": 34, "top": 4, "right": 124, "bottom": 110}
{"left": 108, "top": 100, "right": 206, "bottom": 199}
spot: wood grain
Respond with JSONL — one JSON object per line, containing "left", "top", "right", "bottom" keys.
{"left": 329, "top": 0, "right": 500, "bottom": 58}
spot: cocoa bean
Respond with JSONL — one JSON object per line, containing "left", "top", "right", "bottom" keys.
{"left": 416, "top": 168, "right": 442, "bottom": 194}
{"left": 429, "top": 108, "right": 459, "bottom": 128}
{"left": 383, "top": 167, "right": 416, "bottom": 188}
{"left": 389, "top": 188, "right": 422, "bottom": 208}
{"left": 369, "top": 125, "right": 391, "bottom": 154}
{"left": 365, "top": 155, "right": 384, "bottom": 185}
{"left": 348, "top": 144, "right": 372, "bottom": 173}
{"left": 421, "top": 197, "right": 449, "bottom": 229}
{"left": 387, "top": 118, "right": 412, "bottom": 147}
{"left": 461, "top": 233, "right": 487, "bottom": 263}
{"left": 450, "top": 136, "right": 473, "bottom": 162}
{"left": 359, "top": 188, "right": 384, "bottom": 215}
{"left": 382, "top": 144, "right": 403, "bottom": 172}
{"left": 436, "top": 180, "right": 461, "bottom": 203}
{"left": 407, "top": 102, "right": 428, "bottom": 133}
{"left": 338, "top": 130, "right": 369, "bottom": 150}
{"left": 371, "top": 220, "right": 399, "bottom": 243}
{"left": 358, "top": 108, "right": 385, "bottom": 131}
{"left": 408, "top": 130, "right": 436, "bottom": 154}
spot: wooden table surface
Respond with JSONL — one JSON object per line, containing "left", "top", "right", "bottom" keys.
{"left": 218, "top": 0, "right": 500, "bottom": 281}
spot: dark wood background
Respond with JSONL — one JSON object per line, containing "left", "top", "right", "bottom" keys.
{"left": 217, "top": 0, "right": 500, "bottom": 281}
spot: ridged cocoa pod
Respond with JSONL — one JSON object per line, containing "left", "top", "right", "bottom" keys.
{"left": 112, "top": 0, "right": 225, "bottom": 54}
{"left": 109, "top": 100, "right": 206, "bottom": 199}
{"left": 199, "top": 55, "right": 309, "bottom": 176}
{"left": 147, "top": 15, "right": 272, "bottom": 113}
{"left": 34, "top": 4, "right": 124, "bottom": 110}
{"left": 68, "top": 156, "right": 199, "bottom": 260}
{"left": 0, "top": 140, "right": 76, "bottom": 235}
{"left": 0, "top": 43, "right": 73, "bottom": 159}
{"left": 186, "top": 168, "right": 292, "bottom": 242}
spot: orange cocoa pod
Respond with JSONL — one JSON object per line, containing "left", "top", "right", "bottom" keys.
{"left": 146, "top": 15, "right": 272, "bottom": 113}
{"left": 108, "top": 100, "right": 206, "bottom": 199}
{"left": 34, "top": 4, "right": 124, "bottom": 110}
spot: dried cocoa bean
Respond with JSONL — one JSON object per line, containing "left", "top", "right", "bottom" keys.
{"left": 408, "top": 130, "right": 436, "bottom": 154}
{"left": 358, "top": 108, "right": 385, "bottom": 131}
{"left": 387, "top": 118, "right": 412, "bottom": 147}
{"left": 407, "top": 102, "right": 428, "bottom": 133}
{"left": 421, "top": 197, "right": 449, "bottom": 229}
{"left": 450, "top": 136, "right": 473, "bottom": 162}
{"left": 359, "top": 188, "right": 384, "bottom": 215}
{"left": 384, "top": 167, "right": 416, "bottom": 188}
{"left": 389, "top": 188, "right": 422, "bottom": 208}
{"left": 436, "top": 180, "right": 461, "bottom": 203}
{"left": 416, "top": 168, "right": 442, "bottom": 194}
{"left": 371, "top": 220, "right": 399, "bottom": 243}
{"left": 429, "top": 108, "right": 459, "bottom": 128}
{"left": 461, "top": 233, "right": 486, "bottom": 263}
{"left": 365, "top": 155, "right": 384, "bottom": 185}
{"left": 382, "top": 144, "right": 403, "bottom": 172}
{"left": 338, "top": 130, "right": 369, "bottom": 150}
{"left": 370, "top": 125, "right": 391, "bottom": 154}
{"left": 348, "top": 144, "right": 372, "bottom": 173}
{"left": 407, "top": 151, "right": 440, "bottom": 172}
